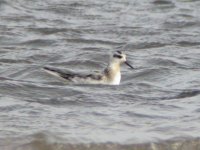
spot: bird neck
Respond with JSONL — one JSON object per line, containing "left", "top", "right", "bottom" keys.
{"left": 109, "top": 62, "right": 120, "bottom": 72}
{"left": 104, "top": 62, "right": 121, "bottom": 85}
{"left": 104, "top": 61, "right": 121, "bottom": 77}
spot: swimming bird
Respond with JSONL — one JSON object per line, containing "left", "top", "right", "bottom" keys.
{"left": 43, "top": 51, "right": 134, "bottom": 85}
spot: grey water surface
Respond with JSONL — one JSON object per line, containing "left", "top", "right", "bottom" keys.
{"left": 0, "top": 0, "right": 200, "bottom": 150}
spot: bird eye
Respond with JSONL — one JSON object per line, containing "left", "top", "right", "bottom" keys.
{"left": 113, "top": 54, "right": 122, "bottom": 59}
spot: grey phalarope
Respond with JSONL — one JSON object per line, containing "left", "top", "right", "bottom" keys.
{"left": 43, "top": 51, "right": 134, "bottom": 85}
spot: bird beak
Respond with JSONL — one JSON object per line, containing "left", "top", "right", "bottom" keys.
{"left": 125, "top": 61, "right": 134, "bottom": 69}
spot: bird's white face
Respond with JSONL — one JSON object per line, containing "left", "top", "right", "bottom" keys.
{"left": 112, "top": 51, "right": 134, "bottom": 69}
{"left": 112, "top": 51, "right": 126, "bottom": 64}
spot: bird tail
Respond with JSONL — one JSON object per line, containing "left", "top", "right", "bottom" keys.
{"left": 43, "top": 67, "right": 74, "bottom": 80}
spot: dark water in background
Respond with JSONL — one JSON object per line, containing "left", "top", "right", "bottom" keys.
{"left": 0, "top": 0, "right": 200, "bottom": 149}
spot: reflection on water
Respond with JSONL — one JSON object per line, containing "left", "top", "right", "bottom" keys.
{"left": 2, "top": 133, "right": 200, "bottom": 150}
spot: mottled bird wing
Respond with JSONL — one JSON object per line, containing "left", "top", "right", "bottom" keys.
{"left": 43, "top": 67, "right": 102, "bottom": 81}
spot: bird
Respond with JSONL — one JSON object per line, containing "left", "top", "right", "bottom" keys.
{"left": 43, "top": 51, "right": 134, "bottom": 85}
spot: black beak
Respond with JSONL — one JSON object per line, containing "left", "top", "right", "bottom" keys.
{"left": 125, "top": 61, "right": 134, "bottom": 69}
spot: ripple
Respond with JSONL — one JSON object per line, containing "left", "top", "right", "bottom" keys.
{"left": 175, "top": 90, "right": 200, "bottom": 99}
{"left": 20, "top": 39, "right": 56, "bottom": 47}
{"left": 153, "top": 0, "right": 174, "bottom": 5}
{"left": 177, "top": 41, "right": 200, "bottom": 47}
{"left": 28, "top": 27, "right": 78, "bottom": 35}
{"left": 149, "top": 57, "right": 186, "bottom": 67}
{"left": 0, "top": 58, "right": 31, "bottom": 64}
{"left": 65, "top": 38, "right": 124, "bottom": 46}
{"left": 163, "top": 20, "right": 198, "bottom": 29}
{"left": 127, "top": 42, "right": 166, "bottom": 49}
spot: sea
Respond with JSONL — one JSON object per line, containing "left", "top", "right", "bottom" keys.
{"left": 0, "top": 0, "right": 200, "bottom": 149}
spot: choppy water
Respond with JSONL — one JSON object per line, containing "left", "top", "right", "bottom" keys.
{"left": 1, "top": 0, "right": 200, "bottom": 149}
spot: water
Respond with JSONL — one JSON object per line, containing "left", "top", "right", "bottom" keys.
{"left": 0, "top": 0, "right": 200, "bottom": 149}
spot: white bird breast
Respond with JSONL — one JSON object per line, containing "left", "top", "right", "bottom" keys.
{"left": 112, "top": 72, "right": 121, "bottom": 85}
